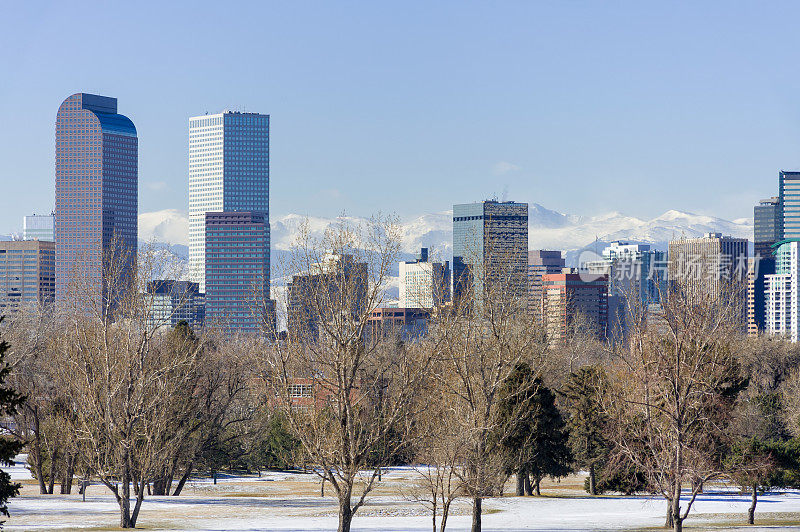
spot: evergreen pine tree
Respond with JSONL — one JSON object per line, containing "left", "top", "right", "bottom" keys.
{"left": 526, "top": 384, "right": 572, "bottom": 495}
{"left": 0, "top": 317, "right": 25, "bottom": 521}
{"left": 498, "top": 364, "right": 572, "bottom": 496}
{"left": 561, "top": 365, "right": 609, "bottom": 495}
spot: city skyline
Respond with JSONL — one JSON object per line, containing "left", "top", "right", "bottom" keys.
{"left": 5, "top": 2, "right": 800, "bottom": 236}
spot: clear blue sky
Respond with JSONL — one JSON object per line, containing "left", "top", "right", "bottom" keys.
{"left": 2, "top": 1, "right": 800, "bottom": 234}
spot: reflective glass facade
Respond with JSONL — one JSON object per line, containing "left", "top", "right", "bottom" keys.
{"left": 0, "top": 240, "right": 55, "bottom": 312}
{"left": 188, "top": 112, "right": 269, "bottom": 292}
{"left": 755, "top": 196, "right": 781, "bottom": 258}
{"left": 452, "top": 201, "right": 528, "bottom": 305}
{"left": 55, "top": 93, "right": 137, "bottom": 302}
{"left": 23, "top": 214, "right": 55, "bottom": 241}
{"left": 146, "top": 279, "right": 205, "bottom": 329}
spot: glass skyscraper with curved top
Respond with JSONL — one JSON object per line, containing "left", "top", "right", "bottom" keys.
{"left": 55, "top": 93, "right": 138, "bottom": 302}
{"left": 188, "top": 111, "right": 270, "bottom": 293}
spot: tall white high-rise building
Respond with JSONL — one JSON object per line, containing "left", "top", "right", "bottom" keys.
{"left": 765, "top": 240, "right": 800, "bottom": 342}
{"left": 399, "top": 248, "right": 450, "bottom": 309}
{"left": 188, "top": 111, "right": 270, "bottom": 292}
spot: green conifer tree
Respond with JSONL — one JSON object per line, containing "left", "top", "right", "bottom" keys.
{"left": 561, "top": 366, "right": 609, "bottom": 495}
{"left": 0, "top": 317, "right": 25, "bottom": 522}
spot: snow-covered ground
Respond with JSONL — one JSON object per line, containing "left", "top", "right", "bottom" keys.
{"left": 6, "top": 466, "right": 800, "bottom": 531}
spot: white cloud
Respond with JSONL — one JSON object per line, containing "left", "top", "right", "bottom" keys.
{"left": 138, "top": 209, "right": 189, "bottom": 245}
{"left": 144, "top": 181, "right": 168, "bottom": 191}
{"left": 492, "top": 161, "right": 521, "bottom": 175}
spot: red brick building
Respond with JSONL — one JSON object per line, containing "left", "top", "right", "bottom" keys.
{"left": 541, "top": 272, "right": 608, "bottom": 342}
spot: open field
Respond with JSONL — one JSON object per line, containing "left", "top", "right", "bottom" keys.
{"left": 6, "top": 459, "right": 800, "bottom": 532}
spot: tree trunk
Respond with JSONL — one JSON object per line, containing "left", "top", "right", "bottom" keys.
{"left": 119, "top": 465, "right": 132, "bottom": 528}
{"left": 47, "top": 447, "right": 57, "bottom": 494}
{"left": 338, "top": 493, "right": 353, "bottom": 532}
{"left": 665, "top": 501, "right": 673, "bottom": 528}
{"left": 31, "top": 431, "right": 46, "bottom": 494}
{"left": 534, "top": 476, "right": 541, "bottom": 496}
{"left": 172, "top": 461, "right": 193, "bottom": 496}
{"left": 430, "top": 497, "right": 437, "bottom": 532}
{"left": 471, "top": 496, "right": 482, "bottom": 532}
{"left": 60, "top": 453, "right": 74, "bottom": 494}
{"left": 523, "top": 473, "right": 532, "bottom": 496}
{"left": 589, "top": 463, "right": 596, "bottom": 496}
{"left": 165, "top": 459, "right": 177, "bottom": 495}
{"left": 377, "top": 467, "right": 382, "bottom": 482}
{"left": 152, "top": 469, "right": 166, "bottom": 496}
{"left": 515, "top": 471, "right": 524, "bottom": 496}
{"left": 671, "top": 489, "right": 683, "bottom": 532}
{"left": 130, "top": 479, "right": 146, "bottom": 528}
{"left": 321, "top": 477, "right": 325, "bottom": 497}
{"left": 440, "top": 500, "right": 451, "bottom": 532}
{"left": 748, "top": 484, "right": 757, "bottom": 525}
{"left": 212, "top": 470, "right": 217, "bottom": 485}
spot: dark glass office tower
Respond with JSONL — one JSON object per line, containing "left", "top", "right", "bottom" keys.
{"left": 754, "top": 196, "right": 781, "bottom": 258}
{"left": 55, "top": 93, "right": 137, "bottom": 303}
{"left": 452, "top": 200, "right": 528, "bottom": 306}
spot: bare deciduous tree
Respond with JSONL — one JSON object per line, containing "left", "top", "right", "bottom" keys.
{"left": 51, "top": 241, "right": 206, "bottom": 528}
{"left": 426, "top": 233, "right": 548, "bottom": 532}
{"left": 605, "top": 280, "right": 745, "bottom": 532}
{"left": 259, "top": 216, "right": 431, "bottom": 532}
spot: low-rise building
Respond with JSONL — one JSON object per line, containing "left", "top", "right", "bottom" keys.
{"left": 366, "top": 307, "right": 430, "bottom": 343}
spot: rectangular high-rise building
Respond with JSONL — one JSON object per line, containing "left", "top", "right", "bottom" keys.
{"left": 204, "top": 212, "right": 269, "bottom": 333}
{"left": 668, "top": 233, "right": 749, "bottom": 326}
{"left": 541, "top": 271, "right": 608, "bottom": 342}
{"left": 398, "top": 248, "right": 451, "bottom": 309}
{"left": 188, "top": 111, "right": 270, "bottom": 293}
{"left": 55, "top": 93, "right": 137, "bottom": 303}
{"left": 287, "top": 254, "right": 368, "bottom": 341}
{"left": 780, "top": 171, "right": 800, "bottom": 240}
{"left": 748, "top": 256, "right": 775, "bottom": 336}
{"left": 765, "top": 240, "right": 800, "bottom": 342}
{"left": 453, "top": 200, "right": 528, "bottom": 306}
{"left": 528, "top": 250, "right": 565, "bottom": 320}
{"left": 0, "top": 240, "right": 55, "bottom": 312}
{"left": 23, "top": 214, "right": 55, "bottom": 241}
{"left": 755, "top": 196, "right": 781, "bottom": 258}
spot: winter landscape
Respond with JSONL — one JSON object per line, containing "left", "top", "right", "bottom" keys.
{"left": 8, "top": 458, "right": 800, "bottom": 532}
{"left": 6, "top": 2, "right": 800, "bottom": 532}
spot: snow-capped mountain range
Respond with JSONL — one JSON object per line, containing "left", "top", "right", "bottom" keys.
{"left": 135, "top": 205, "right": 754, "bottom": 268}
{"left": 3, "top": 204, "right": 751, "bottom": 271}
